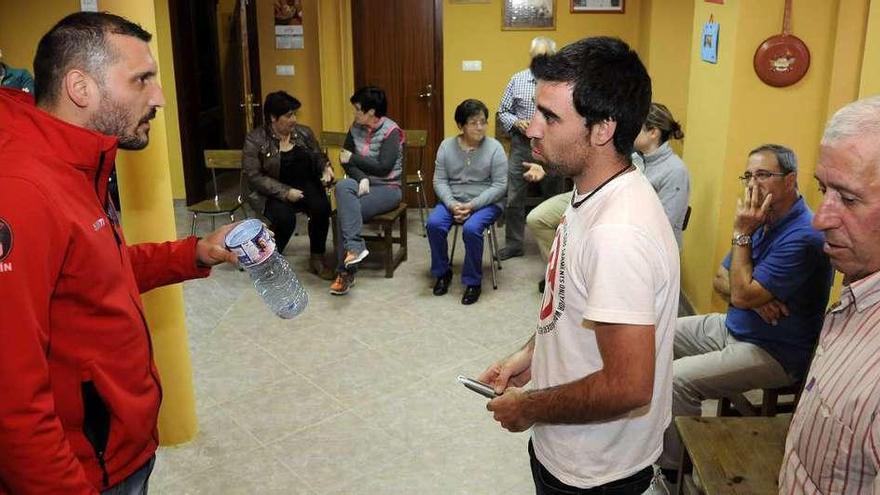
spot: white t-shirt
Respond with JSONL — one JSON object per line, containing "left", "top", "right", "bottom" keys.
{"left": 531, "top": 170, "right": 680, "bottom": 488}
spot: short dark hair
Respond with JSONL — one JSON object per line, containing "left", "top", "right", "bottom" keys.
{"left": 350, "top": 86, "right": 387, "bottom": 118}
{"left": 749, "top": 143, "right": 798, "bottom": 175}
{"left": 454, "top": 99, "right": 489, "bottom": 127}
{"left": 34, "top": 12, "right": 152, "bottom": 106}
{"left": 263, "top": 91, "right": 301, "bottom": 123}
{"left": 530, "top": 36, "right": 652, "bottom": 157}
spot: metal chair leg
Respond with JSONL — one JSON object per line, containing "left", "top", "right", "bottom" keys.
{"left": 491, "top": 224, "right": 502, "bottom": 271}
{"left": 487, "top": 227, "right": 498, "bottom": 290}
{"left": 191, "top": 213, "right": 197, "bottom": 236}
{"left": 416, "top": 184, "right": 427, "bottom": 237}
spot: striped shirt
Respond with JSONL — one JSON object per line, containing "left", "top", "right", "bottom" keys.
{"left": 780, "top": 269, "right": 880, "bottom": 494}
{"left": 497, "top": 68, "right": 536, "bottom": 134}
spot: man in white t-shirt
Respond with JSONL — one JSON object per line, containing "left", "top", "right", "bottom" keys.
{"left": 478, "top": 36, "right": 680, "bottom": 494}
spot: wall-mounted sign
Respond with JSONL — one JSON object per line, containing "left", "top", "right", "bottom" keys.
{"left": 701, "top": 19, "right": 719, "bottom": 64}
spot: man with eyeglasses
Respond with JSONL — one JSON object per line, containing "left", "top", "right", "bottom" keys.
{"left": 656, "top": 144, "right": 833, "bottom": 483}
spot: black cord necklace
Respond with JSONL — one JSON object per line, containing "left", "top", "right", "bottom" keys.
{"left": 570, "top": 164, "right": 634, "bottom": 209}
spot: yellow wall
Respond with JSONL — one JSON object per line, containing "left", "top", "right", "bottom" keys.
{"left": 442, "top": 0, "right": 644, "bottom": 138}
{"left": 317, "top": 0, "right": 354, "bottom": 133}
{"left": 255, "top": 0, "right": 323, "bottom": 131}
{"left": 861, "top": 0, "right": 880, "bottom": 96}
{"left": 640, "top": 0, "right": 694, "bottom": 157}
{"left": 680, "top": 1, "right": 741, "bottom": 312}
{"left": 153, "top": 0, "right": 186, "bottom": 199}
{"left": 0, "top": 1, "right": 67, "bottom": 77}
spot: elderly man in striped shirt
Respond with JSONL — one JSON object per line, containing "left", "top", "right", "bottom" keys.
{"left": 496, "top": 36, "right": 565, "bottom": 260}
{"left": 780, "top": 95, "right": 880, "bottom": 494}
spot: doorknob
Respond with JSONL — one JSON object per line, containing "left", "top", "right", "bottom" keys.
{"left": 418, "top": 84, "right": 433, "bottom": 107}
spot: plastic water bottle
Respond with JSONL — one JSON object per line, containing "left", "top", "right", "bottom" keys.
{"left": 225, "top": 219, "right": 308, "bottom": 319}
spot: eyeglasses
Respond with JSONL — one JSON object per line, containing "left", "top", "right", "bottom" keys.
{"left": 465, "top": 119, "right": 488, "bottom": 128}
{"left": 738, "top": 170, "right": 789, "bottom": 185}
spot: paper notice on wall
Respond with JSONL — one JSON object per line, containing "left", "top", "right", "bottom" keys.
{"left": 275, "top": 34, "right": 304, "bottom": 50}
{"left": 81, "top": 0, "right": 98, "bottom": 12}
{"left": 274, "top": 10, "right": 304, "bottom": 50}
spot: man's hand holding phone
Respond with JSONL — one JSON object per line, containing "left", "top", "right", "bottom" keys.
{"left": 478, "top": 346, "right": 533, "bottom": 394}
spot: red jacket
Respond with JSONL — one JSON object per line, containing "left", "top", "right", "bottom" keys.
{"left": 0, "top": 88, "right": 210, "bottom": 493}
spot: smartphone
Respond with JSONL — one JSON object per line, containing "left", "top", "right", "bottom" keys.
{"left": 457, "top": 375, "right": 498, "bottom": 399}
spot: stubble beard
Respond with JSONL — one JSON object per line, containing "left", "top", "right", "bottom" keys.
{"left": 87, "top": 93, "right": 152, "bottom": 150}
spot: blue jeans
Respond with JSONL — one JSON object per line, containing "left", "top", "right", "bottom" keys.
{"left": 529, "top": 441, "right": 653, "bottom": 495}
{"left": 426, "top": 203, "right": 501, "bottom": 286}
{"left": 101, "top": 455, "right": 155, "bottom": 495}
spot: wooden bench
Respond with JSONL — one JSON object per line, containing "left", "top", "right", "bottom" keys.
{"left": 717, "top": 383, "right": 802, "bottom": 417}
{"left": 362, "top": 202, "right": 408, "bottom": 278}
{"left": 675, "top": 416, "right": 791, "bottom": 494}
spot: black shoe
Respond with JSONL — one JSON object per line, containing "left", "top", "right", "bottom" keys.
{"left": 498, "top": 247, "right": 523, "bottom": 261}
{"left": 433, "top": 270, "right": 452, "bottom": 296}
{"left": 538, "top": 279, "right": 545, "bottom": 294}
{"left": 461, "top": 285, "right": 481, "bottom": 305}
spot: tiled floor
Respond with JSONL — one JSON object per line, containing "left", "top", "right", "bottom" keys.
{"left": 154, "top": 204, "right": 701, "bottom": 493}
{"left": 153, "top": 205, "right": 548, "bottom": 494}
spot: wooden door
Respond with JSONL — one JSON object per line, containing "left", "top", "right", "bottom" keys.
{"left": 169, "top": 0, "right": 261, "bottom": 204}
{"left": 351, "top": 0, "right": 443, "bottom": 206}
{"left": 238, "top": 0, "right": 262, "bottom": 133}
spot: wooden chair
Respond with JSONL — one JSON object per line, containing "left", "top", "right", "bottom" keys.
{"left": 716, "top": 382, "right": 803, "bottom": 417}
{"left": 321, "top": 129, "right": 408, "bottom": 278}
{"left": 187, "top": 149, "right": 245, "bottom": 235}
{"left": 362, "top": 203, "right": 408, "bottom": 278}
{"left": 449, "top": 222, "right": 502, "bottom": 289}
{"left": 320, "top": 130, "right": 347, "bottom": 150}
{"left": 402, "top": 129, "right": 429, "bottom": 236}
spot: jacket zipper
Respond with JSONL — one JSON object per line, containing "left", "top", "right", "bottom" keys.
{"left": 96, "top": 449, "right": 110, "bottom": 489}
{"left": 91, "top": 152, "right": 165, "bottom": 465}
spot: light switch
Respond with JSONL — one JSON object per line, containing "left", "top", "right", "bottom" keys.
{"left": 275, "top": 65, "right": 295, "bottom": 76}
{"left": 462, "top": 60, "right": 483, "bottom": 72}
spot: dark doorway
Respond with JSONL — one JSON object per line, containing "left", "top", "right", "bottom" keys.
{"left": 168, "top": 0, "right": 261, "bottom": 205}
{"left": 351, "top": 0, "right": 443, "bottom": 206}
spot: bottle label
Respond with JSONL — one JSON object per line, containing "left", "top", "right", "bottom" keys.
{"left": 224, "top": 219, "right": 276, "bottom": 267}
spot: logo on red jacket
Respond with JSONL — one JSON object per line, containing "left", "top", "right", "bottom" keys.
{"left": 0, "top": 218, "right": 12, "bottom": 263}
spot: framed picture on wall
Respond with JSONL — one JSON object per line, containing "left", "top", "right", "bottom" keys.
{"left": 502, "top": 0, "right": 556, "bottom": 31}
{"left": 570, "top": 0, "right": 625, "bottom": 13}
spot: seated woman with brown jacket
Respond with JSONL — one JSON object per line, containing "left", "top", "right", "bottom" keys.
{"left": 242, "top": 91, "right": 334, "bottom": 279}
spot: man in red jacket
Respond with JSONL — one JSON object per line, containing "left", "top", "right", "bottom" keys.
{"left": 0, "top": 12, "right": 237, "bottom": 494}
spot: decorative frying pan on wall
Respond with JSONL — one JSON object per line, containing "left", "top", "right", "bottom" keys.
{"left": 753, "top": 0, "right": 810, "bottom": 87}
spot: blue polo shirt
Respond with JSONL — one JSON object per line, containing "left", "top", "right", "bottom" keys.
{"left": 722, "top": 197, "right": 833, "bottom": 380}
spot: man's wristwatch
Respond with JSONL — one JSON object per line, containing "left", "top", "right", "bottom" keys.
{"left": 732, "top": 233, "right": 751, "bottom": 247}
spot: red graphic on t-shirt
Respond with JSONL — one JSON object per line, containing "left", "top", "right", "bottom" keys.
{"left": 539, "top": 216, "right": 566, "bottom": 326}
